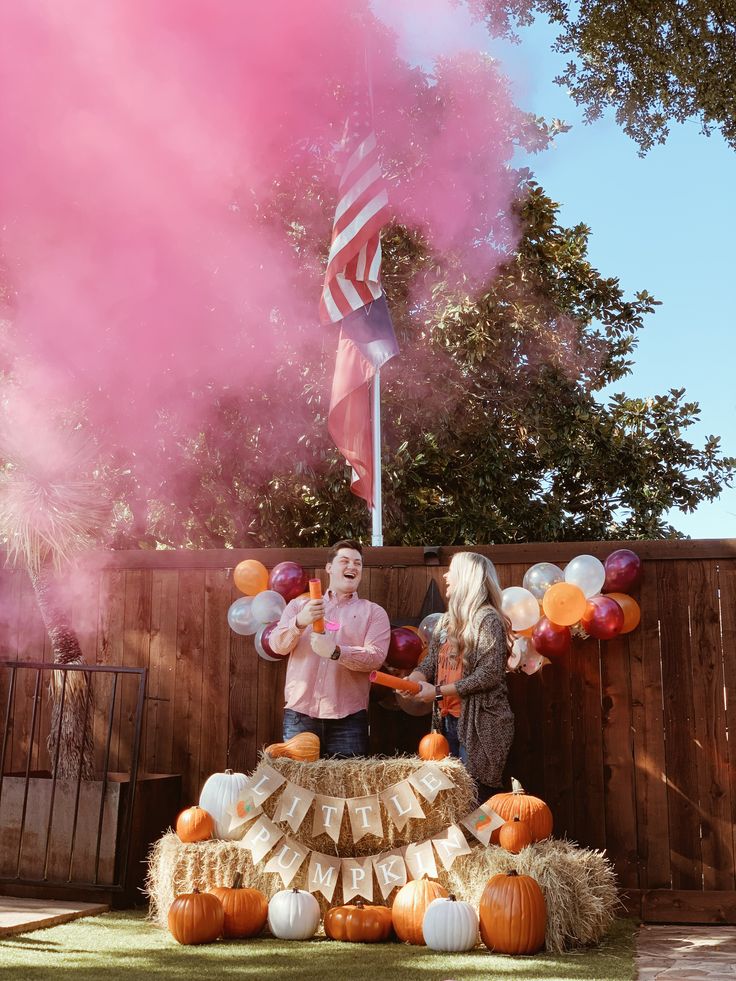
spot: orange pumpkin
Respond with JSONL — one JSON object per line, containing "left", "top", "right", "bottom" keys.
{"left": 168, "top": 888, "right": 224, "bottom": 945}
{"left": 487, "top": 778, "right": 552, "bottom": 843}
{"left": 418, "top": 732, "right": 450, "bottom": 761}
{"left": 264, "top": 731, "right": 320, "bottom": 762}
{"left": 175, "top": 805, "right": 214, "bottom": 843}
{"left": 498, "top": 816, "right": 533, "bottom": 854}
{"left": 324, "top": 897, "right": 394, "bottom": 943}
{"left": 479, "top": 870, "right": 546, "bottom": 955}
{"left": 391, "top": 878, "right": 449, "bottom": 945}
{"left": 209, "top": 873, "right": 268, "bottom": 938}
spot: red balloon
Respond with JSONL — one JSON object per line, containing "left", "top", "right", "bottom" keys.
{"left": 269, "top": 561, "right": 309, "bottom": 603}
{"left": 603, "top": 549, "right": 641, "bottom": 594}
{"left": 582, "top": 596, "right": 624, "bottom": 640}
{"left": 531, "top": 617, "right": 572, "bottom": 657}
{"left": 255, "top": 621, "right": 288, "bottom": 661}
{"left": 386, "top": 628, "right": 424, "bottom": 671}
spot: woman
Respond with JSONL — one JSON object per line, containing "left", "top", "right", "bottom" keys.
{"left": 402, "top": 552, "right": 514, "bottom": 803}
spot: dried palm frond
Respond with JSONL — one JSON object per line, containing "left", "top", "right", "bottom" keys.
{"left": 0, "top": 427, "right": 109, "bottom": 574}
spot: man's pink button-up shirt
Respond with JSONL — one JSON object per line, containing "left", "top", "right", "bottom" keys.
{"left": 269, "top": 590, "right": 391, "bottom": 719}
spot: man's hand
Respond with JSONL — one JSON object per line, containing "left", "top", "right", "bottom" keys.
{"left": 296, "top": 599, "right": 325, "bottom": 629}
{"left": 310, "top": 631, "right": 337, "bottom": 659}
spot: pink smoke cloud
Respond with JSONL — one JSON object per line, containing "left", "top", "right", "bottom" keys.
{"left": 0, "top": 0, "right": 521, "bottom": 472}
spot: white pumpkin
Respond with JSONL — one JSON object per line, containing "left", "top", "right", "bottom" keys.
{"left": 198, "top": 768, "right": 250, "bottom": 839}
{"left": 268, "top": 888, "right": 320, "bottom": 940}
{"left": 422, "top": 894, "right": 479, "bottom": 952}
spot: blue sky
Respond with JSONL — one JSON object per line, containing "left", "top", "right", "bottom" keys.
{"left": 375, "top": 3, "right": 735, "bottom": 540}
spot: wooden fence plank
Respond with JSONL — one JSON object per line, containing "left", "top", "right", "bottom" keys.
{"left": 0, "top": 569, "right": 22, "bottom": 772}
{"left": 658, "top": 560, "right": 702, "bottom": 890}
{"left": 146, "top": 570, "right": 179, "bottom": 776}
{"left": 541, "top": 646, "right": 574, "bottom": 838}
{"left": 96, "top": 570, "right": 126, "bottom": 774}
{"left": 198, "top": 570, "right": 231, "bottom": 784}
{"left": 688, "top": 560, "right": 734, "bottom": 890}
{"left": 118, "top": 570, "right": 152, "bottom": 776}
{"left": 172, "top": 571, "right": 205, "bottom": 803}
{"left": 601, "top": 634, "right": 638, "bottom": 887}
{"left": 717, "top": 560, "right": 736, "bottom": 887}
{"left": 570, "top": 637, "right": 606, "bottom": 849}
{"left": 13, "top": 577, "right": 46, "bottom": 774}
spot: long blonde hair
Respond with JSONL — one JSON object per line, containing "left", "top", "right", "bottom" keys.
{"left": 444, "top": 552, "right": 511, "bottom": 659}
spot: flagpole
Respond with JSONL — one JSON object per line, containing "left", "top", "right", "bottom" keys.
{"left": 371, "top": 368, "right": 383, "bottom": 546}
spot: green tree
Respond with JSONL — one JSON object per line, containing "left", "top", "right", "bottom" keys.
{"left": 106, "top": 176, "right": 734, "bottom": 548}
{"left": 477, "top": 0, "right": 736, "bottom": 152}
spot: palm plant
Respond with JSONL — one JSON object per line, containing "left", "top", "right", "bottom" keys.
{"left": 0, "top": 427, "right": 108, "bottom": 779}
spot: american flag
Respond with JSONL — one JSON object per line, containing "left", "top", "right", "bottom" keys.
{"left": 321, "top": 124, "right": 398, "bottom": 510}
{"left": 319, "top": 130, "right": 390, "bottom": 324}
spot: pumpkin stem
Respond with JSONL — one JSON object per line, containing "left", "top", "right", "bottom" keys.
{"left": 506, "top": 870, "right": 519, "bottom": 878}
{"left": 511, "top": 777, "right": 526, "bottom": 794}
{"left": 225, "top": 768, "right": 233, "bottom": 775}
{"left": 192, "top": 887, "right": 200, "bottom": 894}
{"left": 448, "top": 894, "right": 457, "bottom": 902}
{"left": 232, "top": 872, "right": 243, "bottom": 890}
{"left": 354, "top": 898, "right": 364, "bottom": 909}
{"left": 513, "top": 816, "right": 521, "bottom": 823}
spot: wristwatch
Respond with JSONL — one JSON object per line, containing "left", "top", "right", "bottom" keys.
{"left": 434, "top": 685, "right": 443, "bottom": 700}
{"left": 330, "top": 646, "right": 342, "bottom": 661}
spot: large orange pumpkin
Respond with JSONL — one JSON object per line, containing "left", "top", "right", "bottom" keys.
{"left": 264, "top": 731, "right": 320, "bottom": 762}
{"left": 324, "top": 898, "right": 394, "bottom": 943}
{"left": 479, "top": 870, "right": 546, "bottom": 955}
{"left": 168, "top": 888, "right": 224, "bottom": 945}
{"left": 209, "top": 873, "right": 268, "bottom": 938}
{"left": 175, "top": 805, "right": 214, "bottom": 843}
{"left": 418, "top": 732, "right": 450, "bottom": 761}
{"left": 487, "top": 778, "right": 552, "bottom": 843}
{"left": 391, "top": 878, "right": 449, "bottom": 945}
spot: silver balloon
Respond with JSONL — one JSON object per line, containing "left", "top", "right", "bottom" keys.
{"left": 501, "top": 586, "right": 540, "bottom": 632}
{"left": 564, "top": 554, "right": 606, "bottom": 598}
{"left": 418, "top": 612, "right": 443, "bottom": 646}
{"left": 522, "top": 562, "right": 564, "bottom": 600}
{"left": 251, "top": 589, "right": 286, "bottom": 623}
{"left": 227, "top": 596, "right": 258, "bottom": 636}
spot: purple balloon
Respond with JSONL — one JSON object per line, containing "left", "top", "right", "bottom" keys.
{"left": 269, "top": 561, "right": 309, "bottom": 603}
{"left": 603, "top": 549, "right": 642, "bottom": 594}
{"left": 386, "top": 628, "right": 424, "bottom": 671}
{"left": 582, "top": 596, "right": 624, "bottom": 640}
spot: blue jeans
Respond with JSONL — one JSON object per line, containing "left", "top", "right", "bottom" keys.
{"left": 282, "top": 708, "right": 368, "bottom": 759}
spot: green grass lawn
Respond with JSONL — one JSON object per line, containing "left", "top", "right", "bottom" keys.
{"left": 0, "top": 910, "right": 637, "bottom": 980}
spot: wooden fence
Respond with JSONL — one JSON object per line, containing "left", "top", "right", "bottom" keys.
{"left": 1, "top": 539, "right": 735, "bottom": 923}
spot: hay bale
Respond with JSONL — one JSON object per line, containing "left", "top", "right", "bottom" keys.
{"left": 147, "top": 757, "right": 616, "bottom": 949}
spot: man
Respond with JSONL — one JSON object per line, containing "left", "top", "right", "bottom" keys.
{"left": 269, "top": 539, "right": 390, "bottom": 758}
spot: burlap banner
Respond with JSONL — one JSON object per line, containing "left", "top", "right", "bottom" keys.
{"left": 341, "top": 856, "right": 374, "bottom": 902}
{"left": 312, "top": 794, "right": 345, "bottom": 843}
{"left": 346, "top": 794, "right": 383, "bottom": 842}
{"left": 307, "top": 850, "right": 342, "bottom": 902}
{"left": 272, "top": 780, "right": 315, "bottom": 833}
{"left": 225, "top": 794, "right": 263, "bottom": 836}
{"left": 263, "top": 835, "right": 309, "bottom": 887}
{"left": 408, "top": 762, "right": 456, "bottom": 803}
{"left": 379, "top": 780, "right": 425, "bottom": 831}
{"left": 371, "top": 848, "right": 408, "bottom": 901}
{"left": 431, "top": 823, "right": 472, "bottom": 870}
{"left": 404, "top": 840, "right": 438, "bottom": 880}
{"left": 239, "top": 814, "right": 283, "bottom": 863}
{"left": 461, "top": 802, "right": 505, "bottom": 845}
{"left": 246, "top": 762, "right": 286, "bottom": 805}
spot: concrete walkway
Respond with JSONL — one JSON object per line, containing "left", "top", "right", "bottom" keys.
{"left": 0, "top": 896, "right": 108, "bottom": 937}
{"left": 636, "top": 924, "right": 736, "bottom": 979}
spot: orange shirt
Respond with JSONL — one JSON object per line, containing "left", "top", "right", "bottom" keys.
{"left": 437, "top": 640, "right": 462, "bottom": 718}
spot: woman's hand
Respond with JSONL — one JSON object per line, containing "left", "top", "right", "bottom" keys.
{"left": 413, "top": 681, "right": 436, "bottom": 703}
{"left": 397, "top": 671, "right": 428, "bottom": 700}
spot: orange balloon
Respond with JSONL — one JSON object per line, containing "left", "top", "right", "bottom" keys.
{"left": 606, "top": 593, "right": 641, "bottom": 633}
{"left": 233, "top": 559, "right": 269, "bottom": 596}
{"left": 542, "top": 582, "right": 587, "bottom": 627}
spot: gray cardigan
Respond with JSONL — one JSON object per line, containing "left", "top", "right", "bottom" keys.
{"left": 417, "top": 608, "right": 514, "bottom": 787}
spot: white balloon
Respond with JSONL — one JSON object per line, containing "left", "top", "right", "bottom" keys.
{"left": 564, "top": 554, "right": 606, "bottom": 598}
{"left": 227, "top": 596, "right": 258, "bottom": 636}
{"left": 251, "top": 589, "right": 286, "bottom": 623}
{"left": 418, "top": 612, "right": 443, "bottom": 645}
{"left": 507, "top": 636, "right": 527, "bottom": 671}
{"left": 522, "top": 562, "right": 564, "bottom": 600}
{"left": 501, "top": 586, "right": 540, "bottom": 631}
